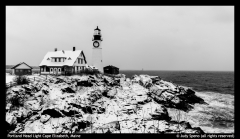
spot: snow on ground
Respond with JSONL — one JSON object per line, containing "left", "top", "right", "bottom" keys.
{"left": 5, "top": 73, "right": 49, "bottom": 83}
{"left": 6, "top": 75, "right": 15, "bottom": 83}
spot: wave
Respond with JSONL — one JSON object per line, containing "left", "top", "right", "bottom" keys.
{"left": 167, "top": 88, "right": 234, "bottom": 133}
{"left": 182, "top": 91, "right": 234, "bottom": 133}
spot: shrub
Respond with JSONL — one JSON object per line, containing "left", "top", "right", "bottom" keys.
{"left": 6, "top": 84, "right": 9, "bottom": 91}
{"left": 13, "top": 75, "right": 30, "bottom": 85}
{"left": 75, "top": 69, "right": 100, "bottom": 76}
{"left": 103, "top": 73, "right": 117, "bottom": 79}
{"left": 7, "top": 95, "right": 24, "bottom": 111}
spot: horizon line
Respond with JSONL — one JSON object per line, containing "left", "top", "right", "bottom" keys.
{"left": 119, "top": 69, "right": 234, "bottom": 72}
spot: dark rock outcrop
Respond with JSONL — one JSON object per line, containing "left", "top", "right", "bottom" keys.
{"left": 61, "top": 85, "right": 75, "bottom": 93}
{"left": 147, "top": 79, "right": 207, "bottom": 111}
{"left": 42, "top": 108, "right": 64, "bottom": 118}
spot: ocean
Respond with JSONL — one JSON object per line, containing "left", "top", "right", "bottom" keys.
{"left": 120, "top": 70, "right": 234, "bottom": 133}
{"left": 120, "top": 70, "right": 234, "bottom": 95}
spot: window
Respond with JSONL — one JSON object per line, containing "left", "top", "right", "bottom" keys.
{"left": 47, "top": 58, "right": 50, "bottom": 60}
{"left": 55, "top": 58, "right": 57, "bottom": 62}
{"left": 20, "top": 69, "right": 23, "bottom": 72}
{"left": 28, "top": 70, "right": 31, "bottom": 72}
{"left": 16, "top": 69, "right": 18, "bottom": 72}
{"left": 59, "top": 58, "right": 61, "bottom": 62}
{"left": 68, "top": 57, "right": 71, "bottom": 60}
{"left": 50, "top": 68, "right": 53, "bottom": 72}
{"left": 58, "top": 68, "right": 61, "bottom": 72}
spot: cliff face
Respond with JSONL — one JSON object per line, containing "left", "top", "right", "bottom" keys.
{"left": 6, "top": 74, "right": 207, "bottom": 133}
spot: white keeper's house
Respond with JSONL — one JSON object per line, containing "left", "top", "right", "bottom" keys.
{"left": 39, "top": 47, "right": 87, "bottom": 75}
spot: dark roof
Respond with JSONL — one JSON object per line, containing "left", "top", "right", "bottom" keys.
{"left": 11, "top": 62, "right": 33, "bottom": 69}
{"left": 81, "top": 51, "right": 87, "bottom": 64}
{"left": 104, "top": 65, "right": 119, "bottom": 69}
{"left": 94, "top": 26, "right": 101, "bottom": 31}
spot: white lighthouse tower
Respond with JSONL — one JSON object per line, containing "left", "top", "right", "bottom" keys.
{"left": 92, "top": 26, "right": 103, "bottom": 73}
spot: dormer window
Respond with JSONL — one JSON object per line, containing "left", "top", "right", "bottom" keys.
{"left": 68, "top": 57, "right": 71, "bottom": 60}
{"left": 47, "top": 58, "right": 50, "bottom": 60}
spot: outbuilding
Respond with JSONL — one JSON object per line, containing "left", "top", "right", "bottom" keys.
{"left": 11, "top": 62, "right": 33, "bottom": 75}
{"left": 104, "top": 65, "right": 119, "bottom": 74}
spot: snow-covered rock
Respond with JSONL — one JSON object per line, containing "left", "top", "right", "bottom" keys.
{"left": 6, "top": 113, "right": 17, "bottom": 127}
{"left": 6, "top": 73, "right": 207, "bottom": 134}
{"left": 25, "top": 100, "right": 42, "bottom": 111}
{"left": 40, "top": 114, "right": 51, "bottom": 123}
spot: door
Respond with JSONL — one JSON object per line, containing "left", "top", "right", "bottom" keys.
{"left": 54, "top": 68, "right": 57, "bottom": 75}
{"left": 50, "top": 68, "right": 53, "bottom": 74}
{"left": 58, "top": 68, "right": 61, "bottom": 75}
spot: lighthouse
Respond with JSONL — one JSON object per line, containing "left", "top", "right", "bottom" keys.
{"left": 92, "top": 26, "right": 103, "bottom": 73}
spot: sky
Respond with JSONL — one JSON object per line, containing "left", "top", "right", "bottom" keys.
{"left": 6, "top": 6, "right": 234, "bottom": 71}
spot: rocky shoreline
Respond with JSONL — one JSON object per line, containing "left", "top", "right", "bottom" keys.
{"left": 6, "top": 74, "right": 208, "bottom": 133}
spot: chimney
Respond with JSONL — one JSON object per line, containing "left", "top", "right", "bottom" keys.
{"left": 55, "top": 48, "right": 57, "bottom": 52}
{"left": 73, "top": 47, "right": 75, "bottom": 51}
